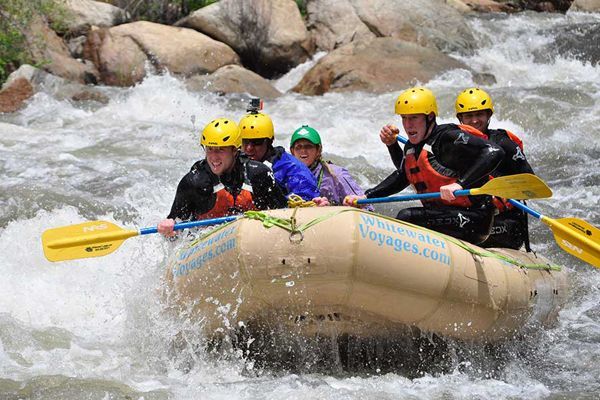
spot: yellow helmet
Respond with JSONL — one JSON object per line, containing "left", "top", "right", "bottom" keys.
{"left": 201, "top": 118, "right": 241, "bottom": 148}
{"left": 395, "top": 87, "right": 438, "bottom": 116}
{"left": 455, "top": 87, "right": 494, "bottom": 114}
{"left": 239, "top": 113, "right": 274, "bottom": 140}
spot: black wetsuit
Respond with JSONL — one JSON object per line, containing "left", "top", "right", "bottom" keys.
{"left": 386, "top": 127, "right": 534, "bottom": 249}
{"left": 367, "top": 123, "right": 504, "bottom": 244}
{"left": 167, "top": 154, "right": 287, "bottom": 220}
{"left": 478, "top": 129, "right": 535, "bottom": 250}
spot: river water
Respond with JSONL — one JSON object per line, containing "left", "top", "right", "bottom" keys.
{"left": 1, "top": 11, "right": 599, "bottom": 400}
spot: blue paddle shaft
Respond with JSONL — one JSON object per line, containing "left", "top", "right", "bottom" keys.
{"left": 508, "top": 199, "right": 542, "bottom": 219}
{"left": 357, "top": 190, "right": 472, "bottom": 204}
{"left": 396, "top": 134, "right": 544, "bottom": 220}
{"left": 139, "top": 216, "right": 239, "bottom": 235}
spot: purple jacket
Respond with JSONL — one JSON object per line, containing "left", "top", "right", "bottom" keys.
{"left": 312, "top": 161, "right": 373, "bottom": 210}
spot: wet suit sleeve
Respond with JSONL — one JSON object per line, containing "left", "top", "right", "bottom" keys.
{"left": 387, "top": 141, "right": 405, "bottom": 170}
{"left": 434, "top": 125, "right": 505, "bottom": 189}
{"left": 166, "top": 168, "right": 214, "bottom": 220}
{"left": 492, "top": 132, "right": 534, "bottom": 176}
{"left": 247, "top": 162, "right": 288, "bottom": 210}
{"left": 364, "top": 167, "right": 410, "bottom": 199}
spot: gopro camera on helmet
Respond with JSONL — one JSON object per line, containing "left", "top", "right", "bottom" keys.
{"left": 247, "top": 97, "right": 263, "bottom": 114}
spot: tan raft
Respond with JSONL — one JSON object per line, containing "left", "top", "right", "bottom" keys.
{"left": 165, "top": 206, "right": 568, "bottom": 342}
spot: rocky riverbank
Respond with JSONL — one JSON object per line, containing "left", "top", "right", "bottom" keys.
{"left": 1, "top": 0, "right": 599, "bottom": 112}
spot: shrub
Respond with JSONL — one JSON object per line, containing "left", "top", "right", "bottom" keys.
{"left": 0, "top": 0, "right": 69, "bottom": 85}
{"left": 296, "top": 0, "right": 307, "bottom": 17}
{"left": 116, "top": 0, "right": 219, "bottom": 24}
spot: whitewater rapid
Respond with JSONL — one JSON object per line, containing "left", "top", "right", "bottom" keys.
{"left": 1, "top": 10, "right": 599, "bottom": 400}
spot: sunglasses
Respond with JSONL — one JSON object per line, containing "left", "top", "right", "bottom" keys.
{"left": 242, "top": 138, "right": 268, "bottom": 146}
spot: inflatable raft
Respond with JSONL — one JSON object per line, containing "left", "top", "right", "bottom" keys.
{"left": 164, "top": 207, "right": 568, "bottom": 343}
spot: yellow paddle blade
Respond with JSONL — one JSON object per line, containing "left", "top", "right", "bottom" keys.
{"left": 471, "top": 173, "right": 552, "bottom": 199}
{"left": 542, "top": 216, "right": 600, "bottom": 268}
{"left": 42, "top": 221, "right": 139, "bottom": 262}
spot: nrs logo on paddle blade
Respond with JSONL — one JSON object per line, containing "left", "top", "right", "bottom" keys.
{"left": 83, "top": 223, "right": 109, "bottom": 233}
{"left": 561, "top": 239, "right": 583, "bottom": 254}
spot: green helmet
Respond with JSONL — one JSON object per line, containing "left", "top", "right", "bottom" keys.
{"left": 290, "top": 125, "right": 322, "bottom": 148}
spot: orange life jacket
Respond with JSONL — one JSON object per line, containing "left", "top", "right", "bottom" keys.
{"left": 404, "top": 144, "right": 473, "bottom": 208}
{"left": 197, "top": 175, "right": 256, "bottom": 220}
{"left": 458, "top": 124, "right": 525, "bottom": 212}
{"left": 457, "top": 124, "right": 488, "bottom": 140}
{"left": 458, "top": 124, "right": 524, "bottom": 150}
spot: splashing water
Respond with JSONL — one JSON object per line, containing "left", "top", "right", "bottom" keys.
{"left": 1, "top": 11, "right": 599, "bottom": 400}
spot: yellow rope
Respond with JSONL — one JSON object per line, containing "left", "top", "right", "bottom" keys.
{"left": 287, "top": 194, "right": 316, "bottom": 208}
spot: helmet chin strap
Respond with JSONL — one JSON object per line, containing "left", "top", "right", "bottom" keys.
{"left": 424, "top": 114, "right": 436, "bottom": 140}
{"left": 484, "top": 111, "right": 493, "bottom": 133}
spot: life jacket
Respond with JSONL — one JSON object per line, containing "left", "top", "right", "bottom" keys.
{"left": 458, "top": 124, "right": 524, "bottom": 150}
{"left": 404, "top": 143, "right": 473, "bottom": 208}
{"left": 197, "top": 161, "right": 256, "bottom": 220}
{"left": 458, "top": 124, "right": 525, "bottom": 212}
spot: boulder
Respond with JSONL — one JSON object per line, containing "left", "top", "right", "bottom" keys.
{"left": 2, "top": 64, "right": 109, "bottom": 105}
{"left": 347, "top": 0, "right": 476, "bottom": 53}
{"left": 0, "top": 78, "right": 34, "bottom": 113}
{"left": 177, "top": 0, "right": 313, "bottom": 77}
{"left": 62, "top": 0, "right": 129, "bottom": 33}
{"left": 306, "top": 0, "right": 375, "bottom": 51}
{"left": 293, "top": 37, "right": 469, "bottom": 95}
{"left": 186, "top": 65, "right": 282, "bottom": 99}
{"left": 444, "top": 0, "right": 474, "bottom": 13}
{"left": 570, "top": 0, "right": 600, "bottom": 11}
{"left": 83, "top": 21, "right": 240, "bottom": 86}
{"left": 447, "top": 0, "right": 516, "bottom": 12}
{"left": 538, "top": 22, "right": 600, "bottom": 66}
{"left": 27, "top": 17, "right": 99, "bottom": 84}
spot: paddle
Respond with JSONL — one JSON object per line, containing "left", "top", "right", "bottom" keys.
{"left": 393, "top": 134, "right": 600, "bottom": 268}
{"left": 42, "top": 215, "right": 240, "bottom": 262}
{"left": 508, "top": 200, "right": 600, "bottom": 268}
{"left": 355, "top": 173, "right": 551, "bottom": 205}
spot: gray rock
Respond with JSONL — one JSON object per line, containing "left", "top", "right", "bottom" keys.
{"left": 177, "top": 0, "right": 313, "bottom": 77}
{"left": 67, "top": 35, "right": 88, "bottom": 58}
{"left": 348, "top": 0, "right": 476, "bottom": 54}
{"left": 62, "top": 0, "right": 129, "bottom": 33}
{"left": 306, "top": 0, "right": 375, "bottom": 51}
{"left": 83, "top": 21, "right": 240, "bottom": 86}
{"left": 26, "top": 17, "right": 99, "bottom": 84}
{"left": 536, "top": 22, "right": 600, "bottom": 66}
{"left": 570, "top": 0, "right": 600, "bottom": 11}
{"left": 186, "top": 65, "right": 281, "bottom": 99}
{"left": 3, "top": 65, "right": 109, "bottom": 105}
{"left": 293, "top": 37, "right": 470, "bottom": 95}
{"left": 446, "top": 0, "right": 516, "bottom": 13}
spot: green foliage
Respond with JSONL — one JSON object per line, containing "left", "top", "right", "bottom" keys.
{"left": 295, "top": 0, "right": 307, "bottom": 17}
{"left": 121, "top": 0, "right": 219, "bottom": 24}
{"left": 0, "top": 0, "right": 69, "bottom": 85}
{"left": 44, "top": 0, "right": 73, "bottom": 34}
{"left": 187, "top": 0, "right": 219, "bottom": 12}
{"left": 0, "top": 1, "right": 31, "bottom": 85}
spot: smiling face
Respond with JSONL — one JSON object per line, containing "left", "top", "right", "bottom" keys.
{"left": 457, "top": 110, "right": 492, "bottom": 133}
{"left": 205, "top": 146, "right": 237, "bottom": 176}
{"left": 401, "top": 113, "right": 431, "bottom": 144}
{"left": 291, "top": 139, "right": 321, "bottom": 167}
{"left": 242, "top": 138, "right": 269, "bottom": 162}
